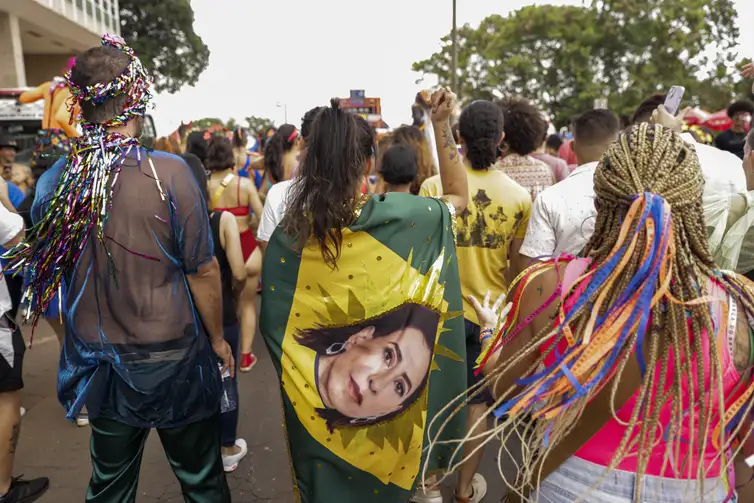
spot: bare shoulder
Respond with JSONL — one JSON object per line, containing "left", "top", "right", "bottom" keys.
{"left": 519, "top": 262, "right": 568, "bottom": 329}
{"left": 239, "top": 176, "right": 255, "bottom": 188}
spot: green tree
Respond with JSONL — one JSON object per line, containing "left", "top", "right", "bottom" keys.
{"left": 413, "top": 0, "right": 748, "bottom": 126}
{"left": 120, "top": 0, "right": 210, "bottom": 94}
{"left": 245, "top": 116, "right": 275, "bottom": 135}
{"left": 192, "top": 117, "right": 224, "bottom": 130}
{"left": 225, "top": 118, "right": 239, "bottom": 131}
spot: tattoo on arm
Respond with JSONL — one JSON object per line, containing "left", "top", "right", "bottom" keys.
{"left": 537, "top": 286, "right": 544, "bottom": 297}
{"left": 441, "top": 125, "right": 458, "bottom": 161}
{"left": 9, "top": 423, "right": 20, "bottom": 455}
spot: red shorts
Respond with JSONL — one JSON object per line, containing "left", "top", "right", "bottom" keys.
{"left": 240, "top": 229, "right": 257, "bottom": 262}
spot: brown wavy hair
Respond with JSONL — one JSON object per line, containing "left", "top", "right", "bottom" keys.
{"left": 391, "top": 126, "right": 436, "bottom": 195}
{"left": 282, "top": 99, "right": 376, "bottom": 269}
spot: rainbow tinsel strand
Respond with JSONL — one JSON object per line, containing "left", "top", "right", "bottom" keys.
{"left": 474, "top": 193, "right": 754, "bottom": 494}
{"left": 2, "top": 33, "right": 154, "bottom": 329}
{"left": 4, "top": 128, "right": 140, "bottom": 326}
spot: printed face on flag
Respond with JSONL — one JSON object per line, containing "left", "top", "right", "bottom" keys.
{"left": 297, "top": 303, "right": 438, "bottom": 424}
{"left": 276, "top": 230, "right": 455, "bottom": 489}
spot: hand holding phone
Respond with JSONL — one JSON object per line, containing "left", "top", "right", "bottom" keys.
{"left": 664, "top": 86, "right": 685, "bottom": 116}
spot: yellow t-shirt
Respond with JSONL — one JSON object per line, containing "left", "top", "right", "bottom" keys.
{"left": 420, "top": 167, "right": 532, "bottom": 325}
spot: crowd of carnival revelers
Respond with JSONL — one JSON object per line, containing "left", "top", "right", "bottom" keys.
{"left": 1, "top": 34, "right": 754, "bottom": 503}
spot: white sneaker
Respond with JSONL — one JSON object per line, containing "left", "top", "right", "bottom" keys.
{"left": 76, "top": 414, "right": 90, "bottom": 427}
{"left": 222, "top": 438, "right": 248, "bottom": 473}
{"left": 454, "top": 473, "right": 487, "bottom": 503}
{"left": 19, "top": 407, "right": 25, "bottom": 418}
{"left": 410, "top": 488, "right": 443, "bottom": 503}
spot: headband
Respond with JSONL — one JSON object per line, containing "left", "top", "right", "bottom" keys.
{"left": 66, "top": 33, "right": 153, "bottom": 127}
{"left": 288, "top": 129, "right": 299, "bottom": 143}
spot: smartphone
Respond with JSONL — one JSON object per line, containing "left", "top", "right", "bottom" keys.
{"left": 664, "top": 86, "right": 685, "bottom": 116}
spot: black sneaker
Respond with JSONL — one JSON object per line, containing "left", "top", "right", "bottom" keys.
{"left": 0, "top": 476, "right": 49, "bottom": 503}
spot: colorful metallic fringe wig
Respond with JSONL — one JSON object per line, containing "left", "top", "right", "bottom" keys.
{"left": 424, "top": 124, "right": 754, "bottom": 502}
{"left": 3, "top": 33, "right": 155, "bottom": 327}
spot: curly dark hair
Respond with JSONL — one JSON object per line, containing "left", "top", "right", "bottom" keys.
{"left": 459, "top": 100, "right": 504, "bottom": 170}
{"left": 296, "top": 302, "right": 440, "bottom": 431}
{"left": 497, "top": 96, "right": 546, "bottom": 156}
{"left": 727, "top": 100, "right": 754, "bottom": 118}
{"left": 282, "top": 99, "right": 376, "bottom": 269}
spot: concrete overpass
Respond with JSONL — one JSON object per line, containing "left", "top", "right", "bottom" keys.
{"left": 0, "top": 0, "right": 120, "bottom": 88}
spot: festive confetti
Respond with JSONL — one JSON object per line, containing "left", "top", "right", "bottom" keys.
{"left": 3, "top": 33, "right": 155, "bottom": 328}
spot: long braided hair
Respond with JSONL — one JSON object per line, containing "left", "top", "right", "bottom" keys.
{"left": 426, "top": 123, "right": 754, "bottom": 501}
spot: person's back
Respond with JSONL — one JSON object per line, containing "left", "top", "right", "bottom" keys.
{"left": 16, "top": 34, "right": 232, "bottom": 503}
{"left": 496, "top": 96, "right": 555, "bottom": 200}
{"left": 532, "top": 152, "right": 570, "bottom": 183}
{"left": 206, "top": 138, "right": 264, "bottom": 263}
{"left": 422, "top": 169, "right": 530, "bottom": 315}
{"left": 520, "top": 109, "right": 621, "bottom": 260}
{"left": 261, "top": 94, "right": 470, "bottom": 503}
{"left": 453, "top": 123, "right": 754, "bottom": 503}
{"left": 420, "top": 100, "right": 531, "bottom": 503}
{"left": 33, "top": 145, "right": 223, "bottom": 430}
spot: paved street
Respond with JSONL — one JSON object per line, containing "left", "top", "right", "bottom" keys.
{"left": 14, "top": 317, "right": 513, "bottom": 502}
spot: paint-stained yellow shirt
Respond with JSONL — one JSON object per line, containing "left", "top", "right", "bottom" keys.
{"left": 420, "top": 166, "right": 531, "bottom": 324}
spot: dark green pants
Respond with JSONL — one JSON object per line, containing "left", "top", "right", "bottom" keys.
{"left": 86, "top": 415, "right": 231, "bottom": 503}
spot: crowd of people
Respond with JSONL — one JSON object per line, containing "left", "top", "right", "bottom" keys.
{"left": 0, "top": 33, "right": 754, "bottom": 503}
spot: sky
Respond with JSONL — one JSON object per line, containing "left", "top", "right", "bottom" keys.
{"left": 151, "top": 0, "right": 754, "bottom": 136}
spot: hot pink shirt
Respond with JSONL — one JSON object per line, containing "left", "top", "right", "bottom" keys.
{"left": 542, "top": 258, "right": 743, "bottom": 478}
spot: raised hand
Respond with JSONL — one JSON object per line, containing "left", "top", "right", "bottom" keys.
{"left": 650, "top": 105, "right": 690, "bottom": 133}
{"left": 430, "top": 87, "right": 457, "bottom": 124}
{"left": 468, "top": 291, "right": 511, "bottom": 332}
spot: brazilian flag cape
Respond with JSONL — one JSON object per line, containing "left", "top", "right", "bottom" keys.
{"left": 260, "top": 193, "right": 467, "bottom": 503}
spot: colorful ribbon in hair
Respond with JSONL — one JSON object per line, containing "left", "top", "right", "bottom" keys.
{"left": 482, "top": 193, "right": 676, "bottom": 422}
{"left": 3, "top": 34, "right": 156, "bottom": 328}
{"left": 66, "top": 33, "right": 153, "bottom": 127}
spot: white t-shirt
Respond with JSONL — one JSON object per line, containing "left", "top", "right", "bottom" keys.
{"left": 683, "top": 133, "right": 746, "bottom": 195}
{"left": 257, "top": 179, "right": 294, "bottom": 243}
{"left": 520, "top": 137, "right": 747, "bottom": 260}
{"left": 0, "top": 204, "right": 23, "bottom": 316}
{"left": 519, "top": 162, "right": 598, "bottom": 259}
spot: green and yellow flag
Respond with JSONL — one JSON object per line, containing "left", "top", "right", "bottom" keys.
{"left": 260, "top": 193, "right": 467, "bottom": 503}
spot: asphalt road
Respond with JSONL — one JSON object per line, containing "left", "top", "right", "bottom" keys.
{"left": 14, "top": 316, "right": 514, "bottom": 502}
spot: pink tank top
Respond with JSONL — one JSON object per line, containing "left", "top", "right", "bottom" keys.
{"left": 544, "top": 258, "right": 743, "bottom": 478}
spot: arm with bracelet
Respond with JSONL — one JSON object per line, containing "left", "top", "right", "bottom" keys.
{"left": 467, "top": 291, "right": 512, "bottom": 374}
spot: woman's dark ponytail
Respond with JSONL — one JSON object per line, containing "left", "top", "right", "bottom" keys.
{"left": 263, "top": 123, "right": 298, "bottom": 184}
{"left": 283, "top": 99, "right": 376, "bottom": 269}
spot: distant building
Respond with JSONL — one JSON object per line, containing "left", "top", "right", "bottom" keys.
{"left": 0, "top": 0, "right": 120, "bottom": 88}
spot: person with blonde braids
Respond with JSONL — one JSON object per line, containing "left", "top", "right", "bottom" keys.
{"left": 428, "top": 122, "right": 754, "bottom": 503}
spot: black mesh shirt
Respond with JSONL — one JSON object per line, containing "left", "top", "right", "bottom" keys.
{"left": 32, "top": 148, "right": 222, "bottom": 428}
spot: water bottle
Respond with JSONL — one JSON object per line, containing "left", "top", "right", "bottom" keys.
{"left": 218, "top": 362, "right": 237, "bottom": 413}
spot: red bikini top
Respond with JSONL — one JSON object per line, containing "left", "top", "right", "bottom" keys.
{"left": 212, "top": 173, "right": 250, "bottom": 216}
